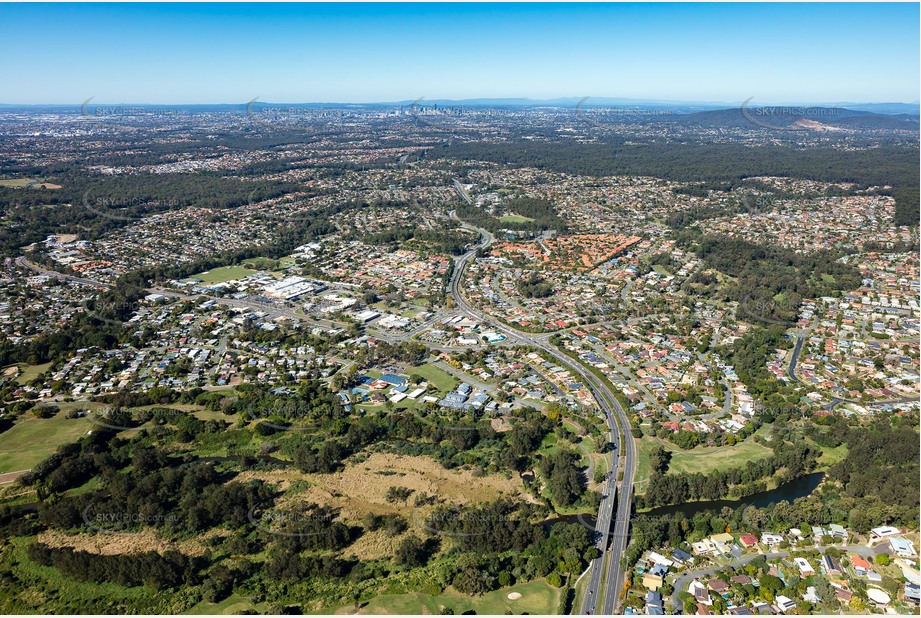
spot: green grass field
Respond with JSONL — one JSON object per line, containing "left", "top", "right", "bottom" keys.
{"left": 578, "top": 436, "right": 599, "bottom": 470}
{"left": 662, "top": 437, "right": 772, "bottom": 475}
{"left": 9, "top": 362, "right": 53, "bottom": 385}
{"left": 195, "top": 265, "right": 259, "bottom": 284}
{"left": 632, "top": 429, "right": 774, "bottom": 480}
{"left": 323, "top": 579, "right": 560, "bottom": 615}
{"left": 810, "top": 438, "right": 848, "bottom": 467}
{"left": 240, "top": 256, "right": 280, "bottom": 271}
{"left": 0, "top": 178, "right": 61, "bottom": 189}
{"left": 572, "top": 568, "right": 590, "bottom": 614}
{"left": 184, "top": 594, "right": 268, "bottom": 615}
{"left": 538, "top": 432, "right": 559, "bottom": 454}
{"left": 355, "top": 399, "right": 423, "bottom": 414}
{"left": 498, "top": 214, "right": 535, "bottom": 223}
{"left": 133, "top": 402, "right": 228, "bottom": 423}
{"left": 633, "top": 435, "right": 653, "bottom": 495}
{"left": 410, "top": 363, "right": 458, "bottom": 393}
{"left": 0, "top": 414, "right": 95, "bottom": 473}
{"left": 278, "top": 256, "right": 298, "bottom": 268}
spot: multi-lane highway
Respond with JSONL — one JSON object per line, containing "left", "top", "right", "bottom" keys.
{"left": 23, "top": 223, "right": 640, "bottom": 613}
{"left": 444, "top": 216, "right": 637, "bottom": 615}
{"left": 16, "top": 256, "right": 110, "bottom": 288}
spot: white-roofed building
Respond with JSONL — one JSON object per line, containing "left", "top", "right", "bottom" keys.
{"left": 890, "top": 537, "right": 917, "bottom": 557}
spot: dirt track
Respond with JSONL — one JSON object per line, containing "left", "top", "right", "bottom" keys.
{"left": 0, "top": 469, "right": 29, "bottom": 484}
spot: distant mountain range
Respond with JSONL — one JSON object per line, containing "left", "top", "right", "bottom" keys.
{"left": 829, "top": 102, "right": 920, "bottom": 115}
{"left": 677, "top": 105, "right": 920, "bottom": 131}
{"left": 394, "top": 98, "right": 920, "bottom": 116}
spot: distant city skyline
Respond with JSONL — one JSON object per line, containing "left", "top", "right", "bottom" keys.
{"left": 1, "top": 3, "right": 918, "bottom": 105}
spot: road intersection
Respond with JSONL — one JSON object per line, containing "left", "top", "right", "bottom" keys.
{"left": 444, "top": 216, "right": 637, "bottom": 615}
{"left": 22, "top": 225, "right": 641, "bottom": 614}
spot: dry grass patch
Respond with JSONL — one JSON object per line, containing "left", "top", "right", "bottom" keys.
{"left": 490, "top": 417, "right": 512, "bottom": 432}
{"left": 302, "top": 453, "right": 525, "bottom": 517}
{"left": 342, "top": 528, "right": 403, "bottom": 561}
{"left": 233, "top": 468, "right": 306, "bottom": 492}
{"left": 36, "top": 529, "right": 218, "bottom": 557}
{"left": 229, "top": 454, "right": 533, "bottom": 561}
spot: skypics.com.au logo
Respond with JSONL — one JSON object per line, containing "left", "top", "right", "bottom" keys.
{"left": 575, "top": 97, "right": 673, "bottom": 130}
{"left": 413, "top": 508, "right": 521, "bottom": 539}
{"left": 247, "top": 502, "right": 341, "bottom": 538}
{"left": 82, "top": 502, "right": 180, "bottom": 535}
{"left": 246, "top": 97, "right": 335, "bottom": 129}
{"left": 81, "top": 189, "right": 187, "bottom": 223}
{"left": 738, "top": 293, "right": 802, "bottom": 327}
{"left": 79, "top": 297, "right": 145, "bottom": 327}
{"left": 739, "top": 97, "right": 841, "bottom": 131}
{"left": 81, "top": 97, "right": 182, "bottom": 122}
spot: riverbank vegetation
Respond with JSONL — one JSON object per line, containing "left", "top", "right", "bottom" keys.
{"left": 636, "top": 436, "right": 820, "bottom": 510}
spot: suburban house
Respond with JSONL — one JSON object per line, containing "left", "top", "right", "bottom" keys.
{"left": 646, "top": 590, "right": 664, "bottom": 615}
{"left": 670, "top": 548, "right": 694, "bottom": 565}
{"left": 889, "top": 537, "right": 917, "bottom": 558}
{"left": 870, "top": 526, "right": 901, "bottom": 540}
{"left": 834, "top": 586, "right": 854, "bottom": 603}
{"left": 775, "top": 595, "right": 796, "bottom": 613}
{"left": 820, "top": 554, "right": 843, "bottom": 575}
{"left": 647, "top": 551, "right": 674, "bottom": 567}
{"left": 739, "top": 533, "right": 758, "bottom": 548}
{"left": 707, "top": 578, "right": 730, "bottom": 596}
{"left": 761, "top": 533, "right": 784, "bottom": 546}
{"left": 688, "top": 580, "right": 712, "bottom": 606}
{"left": 903, "top": 582, "right": 921, "bottom": 606}
{"left": 851, "top": 554, "right": 871, "bottom": 576}
{"left": 731, "top": 575, "right": 753, "bottom": 586}
{"left": 692, "top": 539, "right": 717, "bottom": 555}
{"left": 794, "top": 557, "right": 816, "bottom": 577}
{"left": 642, "top": 571, "right": 664, "bottom": 591}
{"left": 729, "top": 606, "right": 753, "bottom": 615}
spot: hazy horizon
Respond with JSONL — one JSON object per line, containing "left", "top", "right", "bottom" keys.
{"left": 3, "top": 97, "right": 920, "bottom": 108}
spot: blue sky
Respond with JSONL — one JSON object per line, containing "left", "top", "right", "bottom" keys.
{"left": 1, "top": 3, "right": 918, "bottom": 104}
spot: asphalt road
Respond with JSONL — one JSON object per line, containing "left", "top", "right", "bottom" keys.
{"left": 26, "top": 221, "right": 641, "bottom": 612}
{"left": 16, "top": 256, "right": 110, "bottom": 288}
{"left": 670, "top": 544, "right": 879, "bottom": 611}
{"left": 786, "top": 324, "right": 916, "bottom": 411}
{"left": 445, "top": 215, "right": 637, "bottom": 615}
{"left": 788, "top": 333, "right": 806, "bottom": 382}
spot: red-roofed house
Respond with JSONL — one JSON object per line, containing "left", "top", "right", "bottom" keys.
{"left": 851, "top": 555, "right": 871, "bottom": 576}
{"left": 739, "top": 533, "right": 758, "bottom": 548}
